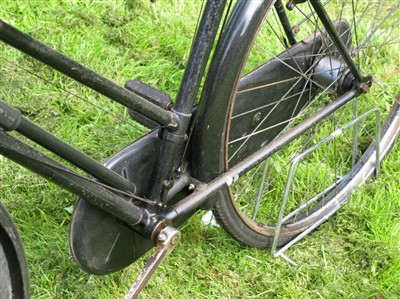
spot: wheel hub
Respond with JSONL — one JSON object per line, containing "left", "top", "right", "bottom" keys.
{"left": 228, "top": 19, "right": 353, "bottom": 166}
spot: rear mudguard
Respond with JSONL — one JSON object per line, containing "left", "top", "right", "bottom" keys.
{"left": 192, "top": 0, "right": 274, "bottom": 181}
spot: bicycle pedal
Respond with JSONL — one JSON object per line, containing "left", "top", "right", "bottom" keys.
{"left": 123, "top": 226, "right": 181, "bottom": 299}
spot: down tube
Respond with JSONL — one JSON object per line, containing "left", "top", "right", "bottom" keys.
{"left": 0, "top": 130, "right": 146, "bottom": 228}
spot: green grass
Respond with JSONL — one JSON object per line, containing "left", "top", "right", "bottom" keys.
{"left": 0, "top": 1, "right": 400, "bottom": 298}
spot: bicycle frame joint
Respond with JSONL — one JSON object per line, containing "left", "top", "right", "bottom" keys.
{"left": 0, "top": 99, "right": 22, "bottom": 131}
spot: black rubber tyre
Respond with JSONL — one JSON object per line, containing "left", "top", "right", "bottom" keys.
{"left": 0, "top": 203, "right": 30, "bottom": 299}
{"left": 0, "top": 242, "right": 12, "bottom": 299}
{"left": 194, "top": 1, "right": 400, "bottom": 248}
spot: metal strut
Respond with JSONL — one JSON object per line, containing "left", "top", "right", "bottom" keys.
{"left": 124, "top": 227, "right": 181, "bottom": 299}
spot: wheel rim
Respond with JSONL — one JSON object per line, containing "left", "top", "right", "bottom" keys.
{"left": 224, "top": 1, "right": 400, "bottom": 236}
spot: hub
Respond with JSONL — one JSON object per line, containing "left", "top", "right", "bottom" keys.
{"left": 313, "top": 56, "right": 355, "bottom": 95}
{"left": 228, "top": 19, "right": 353, "bottom": 166}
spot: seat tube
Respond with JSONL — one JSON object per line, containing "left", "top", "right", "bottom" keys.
{"left": 146, "top": 0, "right": 227, "bottom": 202}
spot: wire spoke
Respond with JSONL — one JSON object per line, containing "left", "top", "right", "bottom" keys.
{"left": 225, "top": 0, "right": 399, "bottom": 232}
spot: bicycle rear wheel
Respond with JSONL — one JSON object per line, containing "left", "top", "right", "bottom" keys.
{"left": 194, "top": 0, "right": 400, "bottom": 248}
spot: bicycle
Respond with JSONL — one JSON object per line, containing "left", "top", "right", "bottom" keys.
{"left": 1, "top": 0, "right": 399, "bottom": 297}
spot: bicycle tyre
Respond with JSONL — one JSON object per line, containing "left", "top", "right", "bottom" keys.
{"left": 193, "top": 1, "right": 400, "bottom": 248}
{"left": 0, "top": 203, "right": 29, "bottom": 299}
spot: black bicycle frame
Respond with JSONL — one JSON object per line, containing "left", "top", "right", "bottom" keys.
{"left": 0, "top": 0, "right": 363, "bottom": 238}
{"left": 0, "top": 0, "right": 227, "bottom": 236}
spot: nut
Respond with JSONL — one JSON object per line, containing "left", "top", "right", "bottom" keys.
{"left": 358, "top": 82, "right": 370, "bottom": 94}
{"left": 252, "top": 112, "right": 263, "bottom": 126}
{"left": 157, "top": 233, "right": 167, "bottom": 242}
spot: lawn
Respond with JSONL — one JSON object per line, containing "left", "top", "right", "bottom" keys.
{"left": 0, "top": 1, "right": 399, "bottom": 298}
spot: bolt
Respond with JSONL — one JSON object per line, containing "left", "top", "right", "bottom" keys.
{"left": 188, "top": 183, "right": 195, "bottom": 191}
{"left": 171, "top": 236, "right": 179, "bottom": 246}
{"left": 252, "top": 112, "right": 263, "bottom": 126}
{"left": 157, "top": 233, "right": 167, "bottom": 242}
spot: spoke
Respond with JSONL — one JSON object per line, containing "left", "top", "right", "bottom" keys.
{"left": 351, "top": 0, "right": 361, "bottom": 67}
{"left": 373, "top": 80, "right": 400, "bottom": 98}
{"left": 0, "top": 56, "right": 139, "bottom": 131}
{"left": 265, "top": 19, "right": 304, "bottom": 75}
{"left": 359, "top": 4, "right": 400, "bottom": 67}
{"left": 228, "top": 52, "right": 342, "bottom": 156}
{"left": 252, "top": 159, "right": 270, "bottom": 220}
{"left": 228, "top": 72, "right": 341, "bottom": 148}
{"left": 237, "top": 77, "right": 307, "bottom": 94}
{"left": 233, "top": 163, "right": 264, "bottom": 202}
{"left": 230, "top": 1, "right": 398, "bottom": 161}
{"left": 360, "top": 1, "right": 382, "bottom": 67}
{"left": 233, "top": 88, "right": 311, "bottom": 119}
{"left": 251, "top": 19, "right": 349, "bottom": 89}
{"left": 225, "top": 0, "right": 398, "bottom": 232}
{"left": 271, "top": 8, "right": 288, "bottom": 47}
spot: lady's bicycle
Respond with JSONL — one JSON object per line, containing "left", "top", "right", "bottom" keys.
{"left": 0, "top": 0, "right": 399, "bottom": 297}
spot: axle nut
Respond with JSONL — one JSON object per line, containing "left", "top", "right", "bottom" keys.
{"left": 358, "top": 82, "right": 370, "bottom": 94}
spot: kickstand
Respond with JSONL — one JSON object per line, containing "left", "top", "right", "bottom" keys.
{"left": 123, "top": 226, "right": 181, "bottom": 299}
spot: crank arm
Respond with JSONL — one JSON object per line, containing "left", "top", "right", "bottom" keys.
{"left": 124, "top": 226, "right": 181, "bottom": 299}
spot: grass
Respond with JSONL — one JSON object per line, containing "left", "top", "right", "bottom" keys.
{"left": 0, "top": 0, "right": 399, "bottom": 298}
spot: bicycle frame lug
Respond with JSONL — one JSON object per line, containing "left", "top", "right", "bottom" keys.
{"left": 124, "top": 226, "right": 181, "bottom": 299}
{"left": 0, "top": 100, "right": 22, "bottom": 131}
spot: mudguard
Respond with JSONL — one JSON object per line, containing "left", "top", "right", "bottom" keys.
{"left": 70, "top": 130, "right": 161, "bottom": 274}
